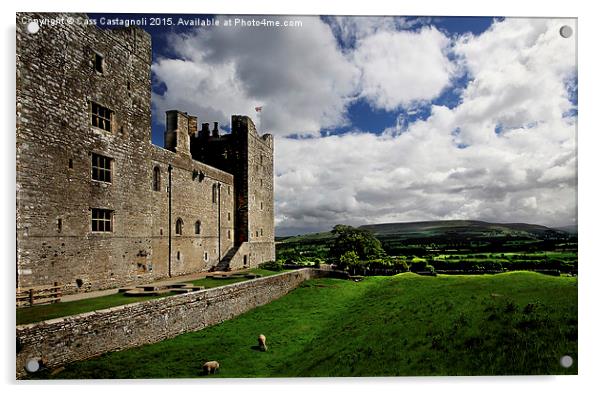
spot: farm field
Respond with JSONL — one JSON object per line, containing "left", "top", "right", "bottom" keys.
{"left": 276, "top": 221, "right": 577, "bottom": 275}
{"left": 33, "top": 272, "right": 577, "bottom": 378}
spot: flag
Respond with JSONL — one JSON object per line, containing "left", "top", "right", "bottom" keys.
{"left": 255, "top": 106, "right": 263, "bottom": 112}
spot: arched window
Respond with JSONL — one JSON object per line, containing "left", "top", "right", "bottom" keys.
{"left": 175, "top": 218, "right": 183, "bottom": 235}
{"left": 153, "top": 166, "right": 161, "bottom": 191}
{"left": 195, "top": 220, "right": 201, "bottom": 235}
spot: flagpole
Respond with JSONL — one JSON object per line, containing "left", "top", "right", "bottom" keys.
{"left": 255, "top": 106, "right": 263, "bottom": 128}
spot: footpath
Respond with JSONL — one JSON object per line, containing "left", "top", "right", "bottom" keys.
{"left": 60, "top": 270, "right": 238, "bottom": 302}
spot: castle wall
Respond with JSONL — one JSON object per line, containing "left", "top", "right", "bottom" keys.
{"left": 16, "top": 13, "right": 275, "bottom": 295}
{"left": 150, "top": 146, "right": 234, "bottom": 276}
{"left": 16, "top": 269, "right": 330, "bottom": 379}
{"left": 246, "top": 131, "right": 276, "bottom": 263}
{"left": 16, "top": 13, "right": 155, "bottom": 293}
{"left": 228, "top": 241, "right": 276, "bottom": 270}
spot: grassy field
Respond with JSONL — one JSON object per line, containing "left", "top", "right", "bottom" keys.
{"left": 276, "top": 220, "right": 577, "bottom": 263}
{"left": 186, "top": 269, "right": 285, "bottom": 288}
{"left": 33, "top": 272, "right": 577, "bottom": 378}
{"left": 16, "top": 269, "right": 284, "bottom": 325}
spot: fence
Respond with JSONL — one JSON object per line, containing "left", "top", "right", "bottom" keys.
{"left": 16, "top": 285, "right": 62, "bottom": 308}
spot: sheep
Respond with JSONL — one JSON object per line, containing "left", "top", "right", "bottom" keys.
{"left": 202, "top": 360, "right": 220, "bottom": 375}
{"left": 258, "top": 334, "right": 268, "bottom": 352}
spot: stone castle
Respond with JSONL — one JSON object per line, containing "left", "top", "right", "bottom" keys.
{"left": 16, "top": 13, "right": 275, "bottom": 294}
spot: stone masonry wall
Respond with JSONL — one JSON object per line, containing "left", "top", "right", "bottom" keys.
{"left": 246, "top": 129, "right": 275, "bottom": 264}
{"left": 16, "top": 13, "right": 275, "bottom": 295}
{"left": 150, "top": 146, "right": 235, "bottom": 276}
{"left": 16, "top": 269, "right": 327, "bottom": 379}
{"left": 16, "top": 13, "right": 155, "bottom": 293}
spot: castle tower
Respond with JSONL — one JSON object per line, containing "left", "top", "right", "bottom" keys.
{"left": 164, "top": 110, "right": 197, "bottom": 156}
{"left": 189, "top": 115, "right": 275, "bottom": 267}
{"left": 230, "top": 115, "right": 274, "bottom": 248}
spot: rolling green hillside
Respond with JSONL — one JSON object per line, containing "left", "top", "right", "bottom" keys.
{"left": 277, "top": 220, "right": 576, "bottom": 259}
{"left": 35, "top": 272, "right": 577, "bottom": 378}
{"left": 280, "top": 220, "right": 572, "bottom": 244}
{"left": 359, "top": 220, "right": 566, "bottom": 237}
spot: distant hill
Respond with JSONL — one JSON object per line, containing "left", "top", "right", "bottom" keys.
{"left": 553, "top": 225, "right": 578, "bottom": 234}
{"left": 358, "top": 220, "right": 564, "bottom": 238}
{"left": 278, "top": 220, "right": 575, "bottom": 253}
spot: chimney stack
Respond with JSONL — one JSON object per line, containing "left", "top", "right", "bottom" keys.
{"left": 201, "top": 122, "right": 210, "bottom": 138}
{"left": 212, "top": 122, "right": 219, "bottom": 137}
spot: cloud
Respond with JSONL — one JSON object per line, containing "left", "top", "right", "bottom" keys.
{"left": 451, "top": 18, "right": 577, "bottom": 146}
{"left": 152, "top": 16, "right": 457, "bottom": 135}
{"left": 150, "top": 16, "right": 577, "bottom": 235}
{"left": 352, "top": 26, "right": 457, "bottom": 111}
{"left": 152, "top": 16, "right": 359, "bottom": 136}
{"left": 275, "top": 18, "right": 577, "bottom": 235}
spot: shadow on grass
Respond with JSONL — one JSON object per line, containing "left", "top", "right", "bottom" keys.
{"left": 33, "top": 273, "right": 577, "bottom": 379}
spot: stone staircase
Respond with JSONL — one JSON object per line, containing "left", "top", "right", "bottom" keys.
{"left": 212, "top": 245, "right": 241, "bottom": 272}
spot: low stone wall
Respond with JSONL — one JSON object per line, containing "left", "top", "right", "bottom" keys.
{"left": 16, "top": 268, "right": 328, "bottom": 379}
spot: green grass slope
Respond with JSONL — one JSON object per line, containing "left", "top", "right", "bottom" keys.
{"left": 35, "top": 272, "right": 577, "bottom": 378}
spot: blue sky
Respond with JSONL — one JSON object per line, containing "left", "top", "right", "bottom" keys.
{"left": 91, "top": 14, "right": 577, "bottom": 235}
{"left": 91, "top": 14, "right": 497, "bottom": 144}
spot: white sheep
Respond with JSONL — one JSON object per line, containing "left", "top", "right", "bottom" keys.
{"left": 202, "top": 360, "right": 220, "bottom": 375}
{"left": 258, "top": 334, "right": 268, "bottom": 351}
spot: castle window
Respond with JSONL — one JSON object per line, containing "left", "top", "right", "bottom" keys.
{"left": 212, "top": 184, "right": 218, "bottom": 203}
{"left": 260, "top": 228, "right": 263, "bottom": 236}
{"left": 175, "top": 218, "right": 183, "bottom": 235}
{"left": 91, "top": 153, "right": 112, "bottom": 183}
{"left": 68, "top": 158, "right": 73, "bottom": 169}
{"left": 260, "top": 201, "right": 263, "bottom": 210}
{"left": 177, "top": 251, "right": 181, "bottom": 261}
{"left": 91, "top": 208, "right": 112, "bottom": 232}
{"left": 228, "top": 212, "right": 231, "bottom": 221}
{"left": 256, "top": 230, "right": 259, "bottom": 237}
{"left": 227, "top": 230, "right": 231, "bottom": 239}
{"left": 195, "top": 220, "right": 201, "bottom": 235}
{"left": 204, "top": 252, "right": 208, "bottom": 262}
{"left": 153, "top": 166, "right": 161, "bottom": 191}
{"left": 57, "top": 218, "right": 62, "bottom": 233}
{"left": 91, "top": 102, "right": 112, "bottom": 132}
{"left": 93, "top": 52, "right": 104, "bottom": 74}
{"left": 260, "top": 179, "right": 263, "bottom": 187}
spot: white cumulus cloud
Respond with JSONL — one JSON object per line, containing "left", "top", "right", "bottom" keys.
{"left": 150, "top": 16, "right": 577, "bottom": 235}
{"left": 152, "top": 16, "right": 359, "bottom": 136}
{"left": 274, "top": 18, "right": 577, "bottom": 235}
{"left": 352, "top": 26, "right": 457, "bottom": 111}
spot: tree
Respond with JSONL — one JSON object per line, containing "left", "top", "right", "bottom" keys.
{"left": 339, "top": 250, "right": 364, "bottom": 275}
{"left": 328, "top": 224, "right": 386, "bottom": 262}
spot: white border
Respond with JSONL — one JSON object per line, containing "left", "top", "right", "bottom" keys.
{"left": 3, "top": 1, "right": 600, "bottom": 393}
